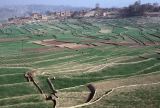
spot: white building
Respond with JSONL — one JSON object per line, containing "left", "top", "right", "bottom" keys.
{"left": 84, "top": 11, "right": 96, "bottom": 17}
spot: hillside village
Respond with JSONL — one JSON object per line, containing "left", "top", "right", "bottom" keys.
{"left": 1, "top": 0, "right": 160, "bottom": 108}
{"left": 0, "top": 1, "right": 160, "bottom": 28}
{"left": 4, "top": 4, "right": 120, "bottom": 26}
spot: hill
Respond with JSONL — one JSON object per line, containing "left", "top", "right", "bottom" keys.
{"left": 0, "top": 5, "right": 88, "bottom": 20}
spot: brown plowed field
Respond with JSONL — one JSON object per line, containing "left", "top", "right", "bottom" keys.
{"left": 33, "top": 39, "right": 92, "bottom": 50}
{"left": 56, "top": 43, "right": 92, "bottom": 50}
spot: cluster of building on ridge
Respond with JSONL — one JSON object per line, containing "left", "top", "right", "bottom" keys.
{"left": 0, "top": 1, "right": 160, "bottom": 28}
{"left": 6, "top": 4, "right": 122, "bottom": 25}
{"left": 0, "top": 4, "right": 113, "bottom": 27}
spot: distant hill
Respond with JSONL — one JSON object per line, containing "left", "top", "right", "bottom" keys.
{"left": 0, "top": 8, "right": 21, "bottom": 21}
{"left": 0, "top": 5, "right": 88, "bottom": 20}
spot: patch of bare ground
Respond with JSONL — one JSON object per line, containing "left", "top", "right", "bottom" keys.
{"left": 32, "top": 39, "right": 92, "bottom": 50}
{"left": 42, "top": 39, "right": 69, "bottom": 46}
{"left": 32, "top": 40, "right": 48, "bottom": 46}
{"left": 99, "top": 28, "right": 112, "bottom": 34}
{"left": 56, "top": 43, "right": 92, "bottom": 50}
{"left": 144, "top": 42, "right": 160, "bottom": 46}
{"left": 32, "top": 39, "right": 67, "bottom": 46}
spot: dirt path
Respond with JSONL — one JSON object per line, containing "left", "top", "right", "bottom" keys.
{"left": 59, "top": 82, "right": 160, "bottom": 108}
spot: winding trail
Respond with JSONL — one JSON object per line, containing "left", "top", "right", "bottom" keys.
{"left": 59, "top": 82, "right": 160, "bottom": 108}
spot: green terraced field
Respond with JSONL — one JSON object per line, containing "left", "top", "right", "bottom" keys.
{"left": 0, "top": 17, "right": 160, "bottom": 108}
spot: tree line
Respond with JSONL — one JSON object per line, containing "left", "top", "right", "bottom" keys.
{"left": 122, "top": 1, "right": 160, "bottom": 16}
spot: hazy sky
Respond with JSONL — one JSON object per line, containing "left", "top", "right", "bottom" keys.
{"left": 0, "top": 0, "right": 160, "bottom": 7}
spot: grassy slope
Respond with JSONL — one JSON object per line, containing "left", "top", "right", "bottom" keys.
{"left": 0, "top": 17, "right": 160, "bottom": 108}
{"left": 83, "top": 84, "right": 160, "bottom": 108}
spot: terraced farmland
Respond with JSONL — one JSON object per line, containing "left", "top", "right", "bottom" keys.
{"left": 0, "top": 17, "right": 160, "bottom": 108}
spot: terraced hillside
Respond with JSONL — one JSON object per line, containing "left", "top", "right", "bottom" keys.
{"left": 0, "top": 17, "right": 160, "bottom": 108}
